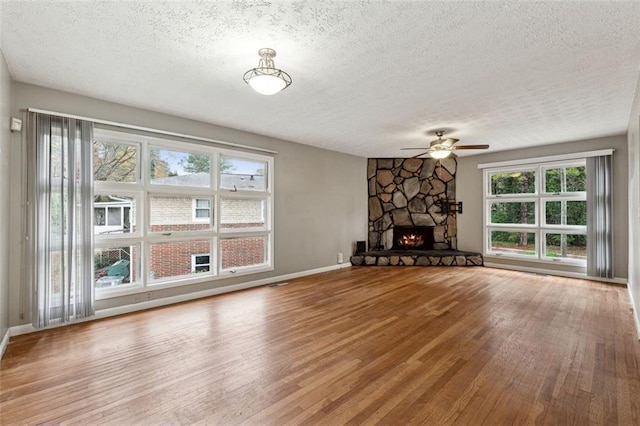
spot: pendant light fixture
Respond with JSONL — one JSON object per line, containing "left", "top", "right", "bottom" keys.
{"left": 243, "top": 48, "right": 292, "bottom": 95}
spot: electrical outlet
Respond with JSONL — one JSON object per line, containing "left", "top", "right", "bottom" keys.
{"left": 337, "top": 252, "right": 344, "bottom": 263}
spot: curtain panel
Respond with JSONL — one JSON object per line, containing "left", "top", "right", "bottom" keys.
{"left": 29, "top": 113, "right": 95, "bottom": 327}
{"left": 586, "top": 155, "right": 613, "bottom": 278}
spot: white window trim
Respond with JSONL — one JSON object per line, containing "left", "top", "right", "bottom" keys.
{"left": 483, "top": 159, "right": 587, "bottom": 266}
{"left": 191, "top": 253, "right": 211, "bottom": 273}
{"left": 93, "top": 128, "right": 275, "bottom": 300}
{"left": 192, "top": 197, "right": 212, "bottom": 223}
{"left": 478, "top": 149, "right": 614, "bottom": 169}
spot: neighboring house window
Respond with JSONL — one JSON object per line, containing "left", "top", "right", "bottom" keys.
{"left": 191, "top": 254, "right": 211, "bottom": 272}
{"left": 484, "top": 160, "right": 586, "bottom": 264}
{"left": 193, "top": 198, "right": 211, "bottom": 221}
{"left": 93, "top": 128, "right": 274, "bottom": 298}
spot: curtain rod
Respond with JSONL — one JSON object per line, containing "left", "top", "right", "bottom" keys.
{"left": 27, "top": 107, "right": 279, "bottom": 155}
{"left": 477, "top": 148, "right": 614, "bottom": 169}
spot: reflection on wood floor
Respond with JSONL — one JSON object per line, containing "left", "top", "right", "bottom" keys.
{"left": 1, "top": 266, "right": 639, "bottom": 425}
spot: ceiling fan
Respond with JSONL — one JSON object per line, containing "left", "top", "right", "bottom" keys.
{"left": 401, "top": 131, "right": 489, "bottom": 159}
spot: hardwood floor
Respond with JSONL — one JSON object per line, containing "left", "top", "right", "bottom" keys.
{"left": 1, "top": 266, "right": 639, "bottom": 425}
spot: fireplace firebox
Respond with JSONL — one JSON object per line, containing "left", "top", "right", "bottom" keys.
{"left": 392, "top": 226, "right": 435, "bottom": 250}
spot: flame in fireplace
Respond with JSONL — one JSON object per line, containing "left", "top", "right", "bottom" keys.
{"left": 399, "top": 233, "right": 424, "bottom": 247}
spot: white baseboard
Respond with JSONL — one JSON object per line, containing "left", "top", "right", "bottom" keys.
{"left": 628, "top": 286, "right": 640, "bottom": 340}
{"left": 0, "top": 328, "right": 10, "bottom": 360}
{"left": 2, "top": 262, "right": 353, "bottom": 345}
{"left": 483, "top": 262, "right": 628, "bottom": 285}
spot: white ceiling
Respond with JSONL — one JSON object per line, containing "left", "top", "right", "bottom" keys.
{"left": 1, "top": 1, "right": 639, "bottom": 158}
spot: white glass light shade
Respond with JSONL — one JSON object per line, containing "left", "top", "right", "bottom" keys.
{"left": 248, "top": 74, "right": 287, "bottom": 95}
{"left": 429, "top": 149, "right": 452, "bottom": 159}
{"left": 243, "top": 48, "right": 292, "bottom": 95}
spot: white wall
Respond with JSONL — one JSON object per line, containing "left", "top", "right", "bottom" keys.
{"left": 627, "top": 70, "right": 640, "bottom": 336}
{"left": 9, "top": 83, "right": 367, "bottom": 324}
{"left": 457, "top": 134, "right": 629, "bottom": 280}
{"left": 0, "top": 50, "right": 12, "bottom": 348}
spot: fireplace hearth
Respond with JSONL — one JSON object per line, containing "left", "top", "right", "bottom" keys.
{"left": 392, "top": 226, "right": 435, "bottom": 250}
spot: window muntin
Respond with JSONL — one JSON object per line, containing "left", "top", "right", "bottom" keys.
{"left": 149, "top": 147, "right": 211, "bottom": 188}
{"left": 219, "top": 156, "right": 267, "bottom": 192}
{"left": 484, "top": 160, "right": 586, "bottom": 264}
{"left": 92, "top": 129, "right": 274, "bottom": 298}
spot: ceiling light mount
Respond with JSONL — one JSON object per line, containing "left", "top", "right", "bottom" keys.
{"left": 243, "top": 48, "right": 292, "bottom": 95}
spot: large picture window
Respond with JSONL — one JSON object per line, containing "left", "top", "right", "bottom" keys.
{"left": 484, "top": 160, "right": 586, "bottom": 264}
{"left": 93, "top": 128, "right": 274, "bottom": 298}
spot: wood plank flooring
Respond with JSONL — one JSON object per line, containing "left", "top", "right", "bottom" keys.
{"left": 1, "top": 266, "right": 639, "bottom": 425}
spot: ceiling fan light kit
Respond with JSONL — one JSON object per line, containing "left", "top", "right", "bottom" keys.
{"left": 428, "top": 148, "right": 452, "bottom": 159}
{"left": 401, "top": 130, "right": 490, "bottom": 158}
{"left": 243, "top": 48, "right": 292, "bottom": 95}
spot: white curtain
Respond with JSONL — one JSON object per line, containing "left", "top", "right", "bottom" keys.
{"left": 30, "top": 113, "right": 95, "bottom": 327}
{"left": 586, "top": 155, "right": 613, "bottom": 278}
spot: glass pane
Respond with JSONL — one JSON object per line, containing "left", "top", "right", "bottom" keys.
{"left": 490, "top": 202, "right": 535, "bottom": 224}
{"left": 195, "top": 209, "right": 210, "bottom": 218}
{"left": 150, "top": 148, "right": 211, "bottom": 187}
{"left": 490, "top": 231, "right": 536, "bottom": 256}
{"left": 94, "top": 195, "right": 134, "bottom": 235}
{"left": 94, "top": 208, "right": 106, "bottom": 226}
{"left": 149, "top": 196, "right": 212, "bottom": 232}
{"left": 567, "top": 201, "right": 586, "bottom": 225}
{"left": 545, "top": 233, "right": 587, "bottom": 260}
{"left": 545, "top": 168, "right": 562, "bottom": 193}
{"left": 95, "top": 245, "right": 138, "bottom": 288}
{"left": 545, "top": 166, "right": 586, "bottom": 193}
{"left": 220, "top": 198, "right": 266, "bottom": 230}
{"left": 221, "top": 236, "right": 267, "bottom": 270}
{"left": 220, "top": 157, "right": 267, "bottom": 192}
{"left": 93, "top": 141, "right": 138, "bottom": 183}
{"left": 545, "top": 201, "right": 562, "bottom": 225}
{"left": 490, "top": 171, "right": 535, "bottom": 195}
{"left": 107, "top": 207, "right": 121, "bottom": 226}
{"left": 195, "top": 199, "right": 210, "bottom": 208}
{"left": 149, "top": 240, "right": 211, "bottom": 281}
{"left": 566, "top": 166, "right": 586, "bottom": 192}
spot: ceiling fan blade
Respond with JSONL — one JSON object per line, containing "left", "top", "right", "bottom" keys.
{"left": 430, "top": 137, "right": 459, "bottom": 147}
{"left": 452, "top": 144, "right": 490, "bottom": 150}
{"left": 411, "top": 151, "right": 430, "bottom": 158}
{"left": 401, "top": 147, "right": 429, "bottom": 150}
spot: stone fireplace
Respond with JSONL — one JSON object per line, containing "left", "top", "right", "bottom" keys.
{"left": 351, "top": 157, "right": 483, "bottom": 267}
{"left": 367, "top": 157, "right": 457, "bottom": 251}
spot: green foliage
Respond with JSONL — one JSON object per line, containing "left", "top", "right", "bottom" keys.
{"left": 181, "top": 154, "right": 211, "bottom": 173}
{"left": 490, "top": 171, "right": 535, "bottom": 195}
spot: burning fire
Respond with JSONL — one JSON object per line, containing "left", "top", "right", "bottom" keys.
{"left": 399, "top": 233, "right": 424, "bottom": 247}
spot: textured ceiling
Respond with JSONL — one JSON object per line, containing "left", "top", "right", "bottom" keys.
{"left": 1, "top": 1, "right": 639, "bottom": 158}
